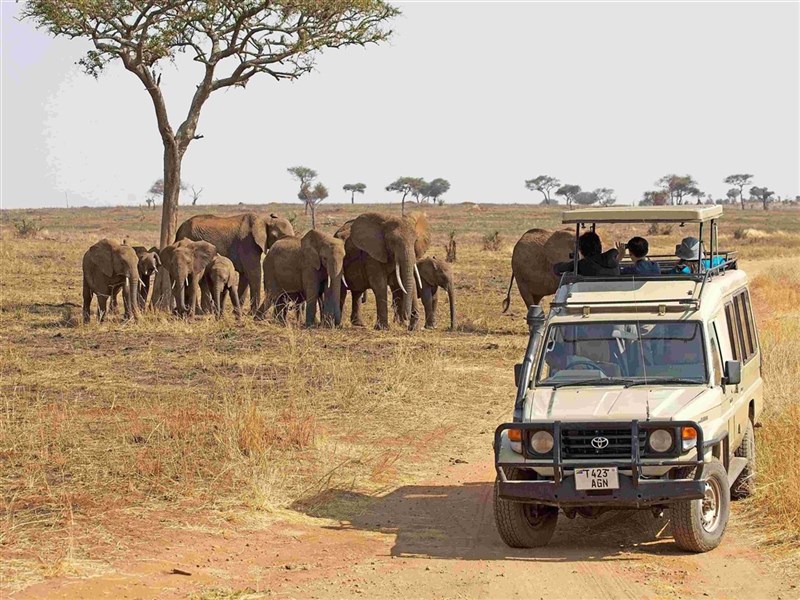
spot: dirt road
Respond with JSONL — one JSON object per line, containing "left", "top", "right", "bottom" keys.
{"left": 15, "top": 450, "right": 796, "bottom": 599}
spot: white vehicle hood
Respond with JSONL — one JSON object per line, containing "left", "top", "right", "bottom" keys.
{"left": 525, "top": 386, "right": 707, "bottom": 421}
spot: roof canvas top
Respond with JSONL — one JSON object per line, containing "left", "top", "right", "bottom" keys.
{"left": 562, "top": 205, "right": 723, "bottom": 224}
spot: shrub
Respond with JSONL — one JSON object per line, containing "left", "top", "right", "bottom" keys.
{"left": 482, "top": 231, "right": 501, "bottom": 251}
{"left": 12, "top": 217, "right": 44, "bottom": 238}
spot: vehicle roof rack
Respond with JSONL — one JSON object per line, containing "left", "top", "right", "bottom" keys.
{"left": 561, "top": 205, "right": 723, "bottom": 224}
{"left": 550, "top": 256, "right": 739, "bottom": 313}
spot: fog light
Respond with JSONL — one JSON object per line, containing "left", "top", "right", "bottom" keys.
{"left": 648, "top": 429, "right": 674, "bottom": 453}
{"left": 531, "top": 430, "right": 554, "bottom": 454}
{"left": 681, "top": 427, "right": 698, "bottom": 451}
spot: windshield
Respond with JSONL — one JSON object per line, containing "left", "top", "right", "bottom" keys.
{"left": 537, "top": 321, "right": 708, "bottom": 386}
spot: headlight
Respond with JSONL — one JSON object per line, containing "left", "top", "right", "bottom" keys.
{"left": 531, "top": 430, "right": 554, "bottom": 454}
{"left": 648, "top": 429, "right": 674, "bottom": 453}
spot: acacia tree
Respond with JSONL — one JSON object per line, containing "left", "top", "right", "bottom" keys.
{"left": 723, "top": 174, "right": 754, "bottom": 210}
{"left": 555, "top": 184, "right": 581, "bottom": 208}
{"left": 749, "top": 186, "right": 774, "bottom": 211}
{"left": 573, "top": 191, "right": 598, "bottom": 206}
{"left": 594, "top": 187, "right": 616, "bottom": 207}
{"left": 641, "top": 190, "right": 669, "bottom": 206}
{"left": 343, "top": 182, "right": 366, "bottom": 204}
{"left": 524, "top": 175, "right": 560, "bottom": 205}
{"left": 23, "top": 1, "right": 399, "bottom": 247}
{"left": 190, "top": 185, "right": 203, "bottom": 206}
{"left": 726, "top": 188, "right": 740, "bottom": 205}
{"left": 288, "top": 166, "right": 317, "bottom": 215}
{"left": 421, "top": 178, "right": 450, "bottom": 205}
{"left": 146, "top": 177, "right": 186, "bottom": 209}
{"left": 386, "top": 176, "right": 425, "bottom": 215}
{"left": 656, "top": 174, "right": 701, "bottom": 205}
{"left": 301, "top": 182, "right": 328, "bottom": 228}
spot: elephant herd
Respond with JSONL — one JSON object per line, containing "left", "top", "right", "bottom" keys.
{"left": 81, "top": 211, "right": 456, "bottom": 330}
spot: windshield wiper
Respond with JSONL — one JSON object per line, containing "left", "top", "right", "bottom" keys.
{"left": 549, "top": 378, "right": 633, "bottom": 389}
{"left": 623, "top": 377, "right": 705, "bottom": 388}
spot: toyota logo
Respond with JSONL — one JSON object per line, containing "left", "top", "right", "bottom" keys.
{"left": 591, "top": 436, "right": 610, "bottom": 449}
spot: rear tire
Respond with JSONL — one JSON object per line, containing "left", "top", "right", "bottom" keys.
{"left": 493, "top": 468, "right": 558, "bottom": 548}
{"left": 732, "top": 419, "right": 756, "bottom": 500}
{"left": 671, "top": 458, "right": 730, "bottom": 552}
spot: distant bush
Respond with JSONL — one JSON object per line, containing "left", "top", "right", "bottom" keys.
{"left": 482, "top": 230, "right": 501, "bottom": 251}
{"left": 646, "top": 223, "right": 673, "bottom": 236}
{"left": 12, "top": 217, "right": 44, "bottom": 238}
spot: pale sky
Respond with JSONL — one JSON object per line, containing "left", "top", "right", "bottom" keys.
{"left": 2, "top": 1, "right": 799, "bottom": 208}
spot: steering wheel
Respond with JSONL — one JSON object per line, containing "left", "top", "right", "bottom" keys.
{"left": 564, "top": 356, "right": 607, "bottom": 375}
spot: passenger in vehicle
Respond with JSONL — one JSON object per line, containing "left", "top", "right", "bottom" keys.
{"left": 553, "top": 231, "right": 620, "bottom": 277}
{"left": 671, "top": 236, "right": 701, "bottom": 274}
{"left": 620, "top": 236, "right": 661, "bottom": 275}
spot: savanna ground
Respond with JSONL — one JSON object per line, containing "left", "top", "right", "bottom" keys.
{"left": 1, "top": 202, "right": 799, "bottom": 598}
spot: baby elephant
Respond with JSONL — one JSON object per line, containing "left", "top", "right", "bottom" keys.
{"left": 201, "top": 255, "right": 242, "bottom": 319}
{"left": 82, "top": 238, "right": 141, "bottom": 323}
{"left": 111, "top": 245, "right": 160, "bottom": 311}
{"left": 391, "top": 256, "right": 456, "bottom": 330}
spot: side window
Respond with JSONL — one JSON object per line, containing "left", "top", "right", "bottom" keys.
{"left": 735, "top": 294, "right": 753, "bottom": 359}
{"left": 724, "top": 302, "right": 741, "bottom": 361}
{"left": 742, "top": 290, "right": 759, "bottom": 356}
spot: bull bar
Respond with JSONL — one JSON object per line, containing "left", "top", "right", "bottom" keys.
{"left": 494, "top": 420, "right": 707, "bottom": 508}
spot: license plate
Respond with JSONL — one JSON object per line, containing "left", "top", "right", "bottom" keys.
{"left": 575, "top": 467, "right": 619, "bottom": 490}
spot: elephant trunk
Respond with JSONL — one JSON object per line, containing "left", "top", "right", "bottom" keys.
{"left": 173, "top": 269, "right": 188, "bottom": 315}
{"left": 447, "top": 281, "right": 456, "bottom": 330}
{"left": 323, "top": 268, "right": 343, "bottom": 326}
{"left": 398, "top": 246, "right": 416, "bottom": 329}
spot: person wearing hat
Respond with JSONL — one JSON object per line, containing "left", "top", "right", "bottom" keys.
{"left": 672, "top": 237, "right": 701, "bottom": 274}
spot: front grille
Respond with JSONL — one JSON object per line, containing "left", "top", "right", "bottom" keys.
{"left": 560, "top": 427, "right": 647, "bottom": 459}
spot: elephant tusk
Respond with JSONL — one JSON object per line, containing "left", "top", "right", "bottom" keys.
{"left": 395, "top": 263, "right": 408, "bottom": 296}
{"left": 341, "top": 271, "right": 349, "bottom": 289}
{"left": 171, "top": 279, "right": 176, "bottom": 290}
{"left": 184, "top": 277, "right": 189, "bottom": 288}
{"left": 414, "top": 264, "right": 423, "bottom": 289}
{"left": 327, "top": 275, "right": 332, "bottom": 291}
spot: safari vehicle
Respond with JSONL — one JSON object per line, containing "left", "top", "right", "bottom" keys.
{"left": 494, "top": 206, "right": 763, "bottom": 552}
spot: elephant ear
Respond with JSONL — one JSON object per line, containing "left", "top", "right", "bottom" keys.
{"left": 302, "top": 245, "right": 321, "bottom": 271}
{"left": 88, "top": 240, "right": 114, "bottom": 278}
{"left": 351, "top": 215, "right": 388, "bottom": 263}
{"left": 243, "top": 213, "right": 267, "bottom": 254}
{"left": 409, "top": 212, "right": 430, "bottom": 259}
{"left": 193, "top": 241, "right": 217, "bottom": 273}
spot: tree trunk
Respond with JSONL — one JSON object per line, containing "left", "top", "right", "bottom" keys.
{"left": 159, "top": 146, "right": 182, "bottom": 248}
{"left": 351, "top": 191, "right": 355, "bottom": 205}
{"left": 311, "top": 204, "right": 317, "bottom": 230}
{"left": 740, "top": 190, "right": 745, "bottom": 210}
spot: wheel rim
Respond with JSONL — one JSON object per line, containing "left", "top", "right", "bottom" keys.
{"left": 700, "top": 477, "right": 722, "bottom": 532}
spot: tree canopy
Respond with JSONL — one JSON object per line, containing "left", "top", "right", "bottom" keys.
{"left": 593, "top": 188, "right": 616, "bottom": 207}
{"left": 343, "top": 183, "right": 366, "bottom": 204}
{"left": 555, "top": 184, "right": 581, "bottom": 207}
{"left": 749, "top": 186, "right": 774, "bottom": 211}
{"left": 724, "top": 174, "right": 754, "bottom": 210}
{"left": 289, "top": 166, "right": 327, "bottom": 228}
{"left": 421, "top": 178, "right": 450, "bottom": 204}
{"left": 22, "top": 0, "right": 400, "bottom": 246}
{"left": 524, "top": 175, "right": 561, "bottom": 205}
{"left": 655, "top": 174, "right": 701, "bottom": 205}
{"left": 386, "top": 177, "right": 425, "bottom": 214}
{"left": 572, "top": 191, "right": 598, "bottom": 206}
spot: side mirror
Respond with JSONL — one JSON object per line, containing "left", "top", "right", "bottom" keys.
{"left": 514, "top": 363, "right": 523, "bottom": 387}
{"left": 723, "top": 360, "right": 742, "bottom": 386}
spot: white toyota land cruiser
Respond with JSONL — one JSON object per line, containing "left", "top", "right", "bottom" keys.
{"left": 494, "top": 206, "right": 763, "bottom": 553}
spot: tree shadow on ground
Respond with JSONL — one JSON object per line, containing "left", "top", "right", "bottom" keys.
{"left": 292, "top": 482, "right": 693, "bottom": 563}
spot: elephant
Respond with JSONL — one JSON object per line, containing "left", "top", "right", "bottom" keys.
{"left": 502, "top": 228, "right": 618, "bottom": 310}
{"left": 159, "top": 239, "right": 217, "bottom": 316}
{"left": 259, "top": 230, "right": 346, "bottom": 326}
{"left": 391, "top": 256, "right": 456, "bottom": 330}
{"left": 110, "top": 245, "right": 160, "bottom": 312}
{"left": 82, "top": 238, "right": 141, "bottom": 323}
{"left": 175, "top": 212, "right": 295, "bottom": 313}
{"left": 335, "top": 212, "right": 429, "bottom": 330}
{"left": 200, "top": 255, "right": 241, "bottom": 319}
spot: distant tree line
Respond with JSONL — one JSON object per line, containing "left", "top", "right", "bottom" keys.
{"left": 525, "top": 172, "right": 786, "bottom": 211}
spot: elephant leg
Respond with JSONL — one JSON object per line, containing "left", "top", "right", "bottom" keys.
{"left": 421, "top": 285, "right": 436, "bottom": 329}
{"left": 200, "top": 279, "right": 213, "bottom": 315}
{"left": 82, "top": 278, "right": 93, "bottom": 323}
{"left": 303, "top": 272, "right": 321, "bottom": 327}
{"left": 246, "top": 262, "right": 262, "bottom": 315}
{"left": 187, "top": 279, "right": 200, "bottom": 318}
{"left": 517, "top": 278, "right": 540, "bottom": 308}
{"left": 237, "top": 273, "right": 250, "bottom": 312}
{"left": 391, "top": 286, "right": 405, "bottom": 323}
{"left": 97, "top": 293, "right": 109, "bottom": 323}
{"left": 229, "top": 287, "right": 242, "bottom": 320}
{"left": 408, "top": 286, "right": 420, "bottom": 331}
{"left": 350, "top": 290, "right": 365, "bottom": 327}
{"left": 366, "top": 263, "right": 389, "bottom": 330}
{"left": 109, "top": 285, "right": 121, "bottom": 314}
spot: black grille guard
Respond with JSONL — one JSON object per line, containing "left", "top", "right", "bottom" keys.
{"left": 494, "top": 420, "right": 705, "bottom": 485}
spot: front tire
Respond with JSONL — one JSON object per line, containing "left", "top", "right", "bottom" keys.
{"left": 671, "top": 458, "right": 730, "bottom": 552}
{"left": 732, "top": 419, "right": 756, "bottom": 499}
{"left": 494, "top": 468, "right": 558, "bottom": 548}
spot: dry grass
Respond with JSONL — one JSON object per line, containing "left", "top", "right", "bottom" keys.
{"left": 1, "top": 202, "right": 799, "bottom": 586}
